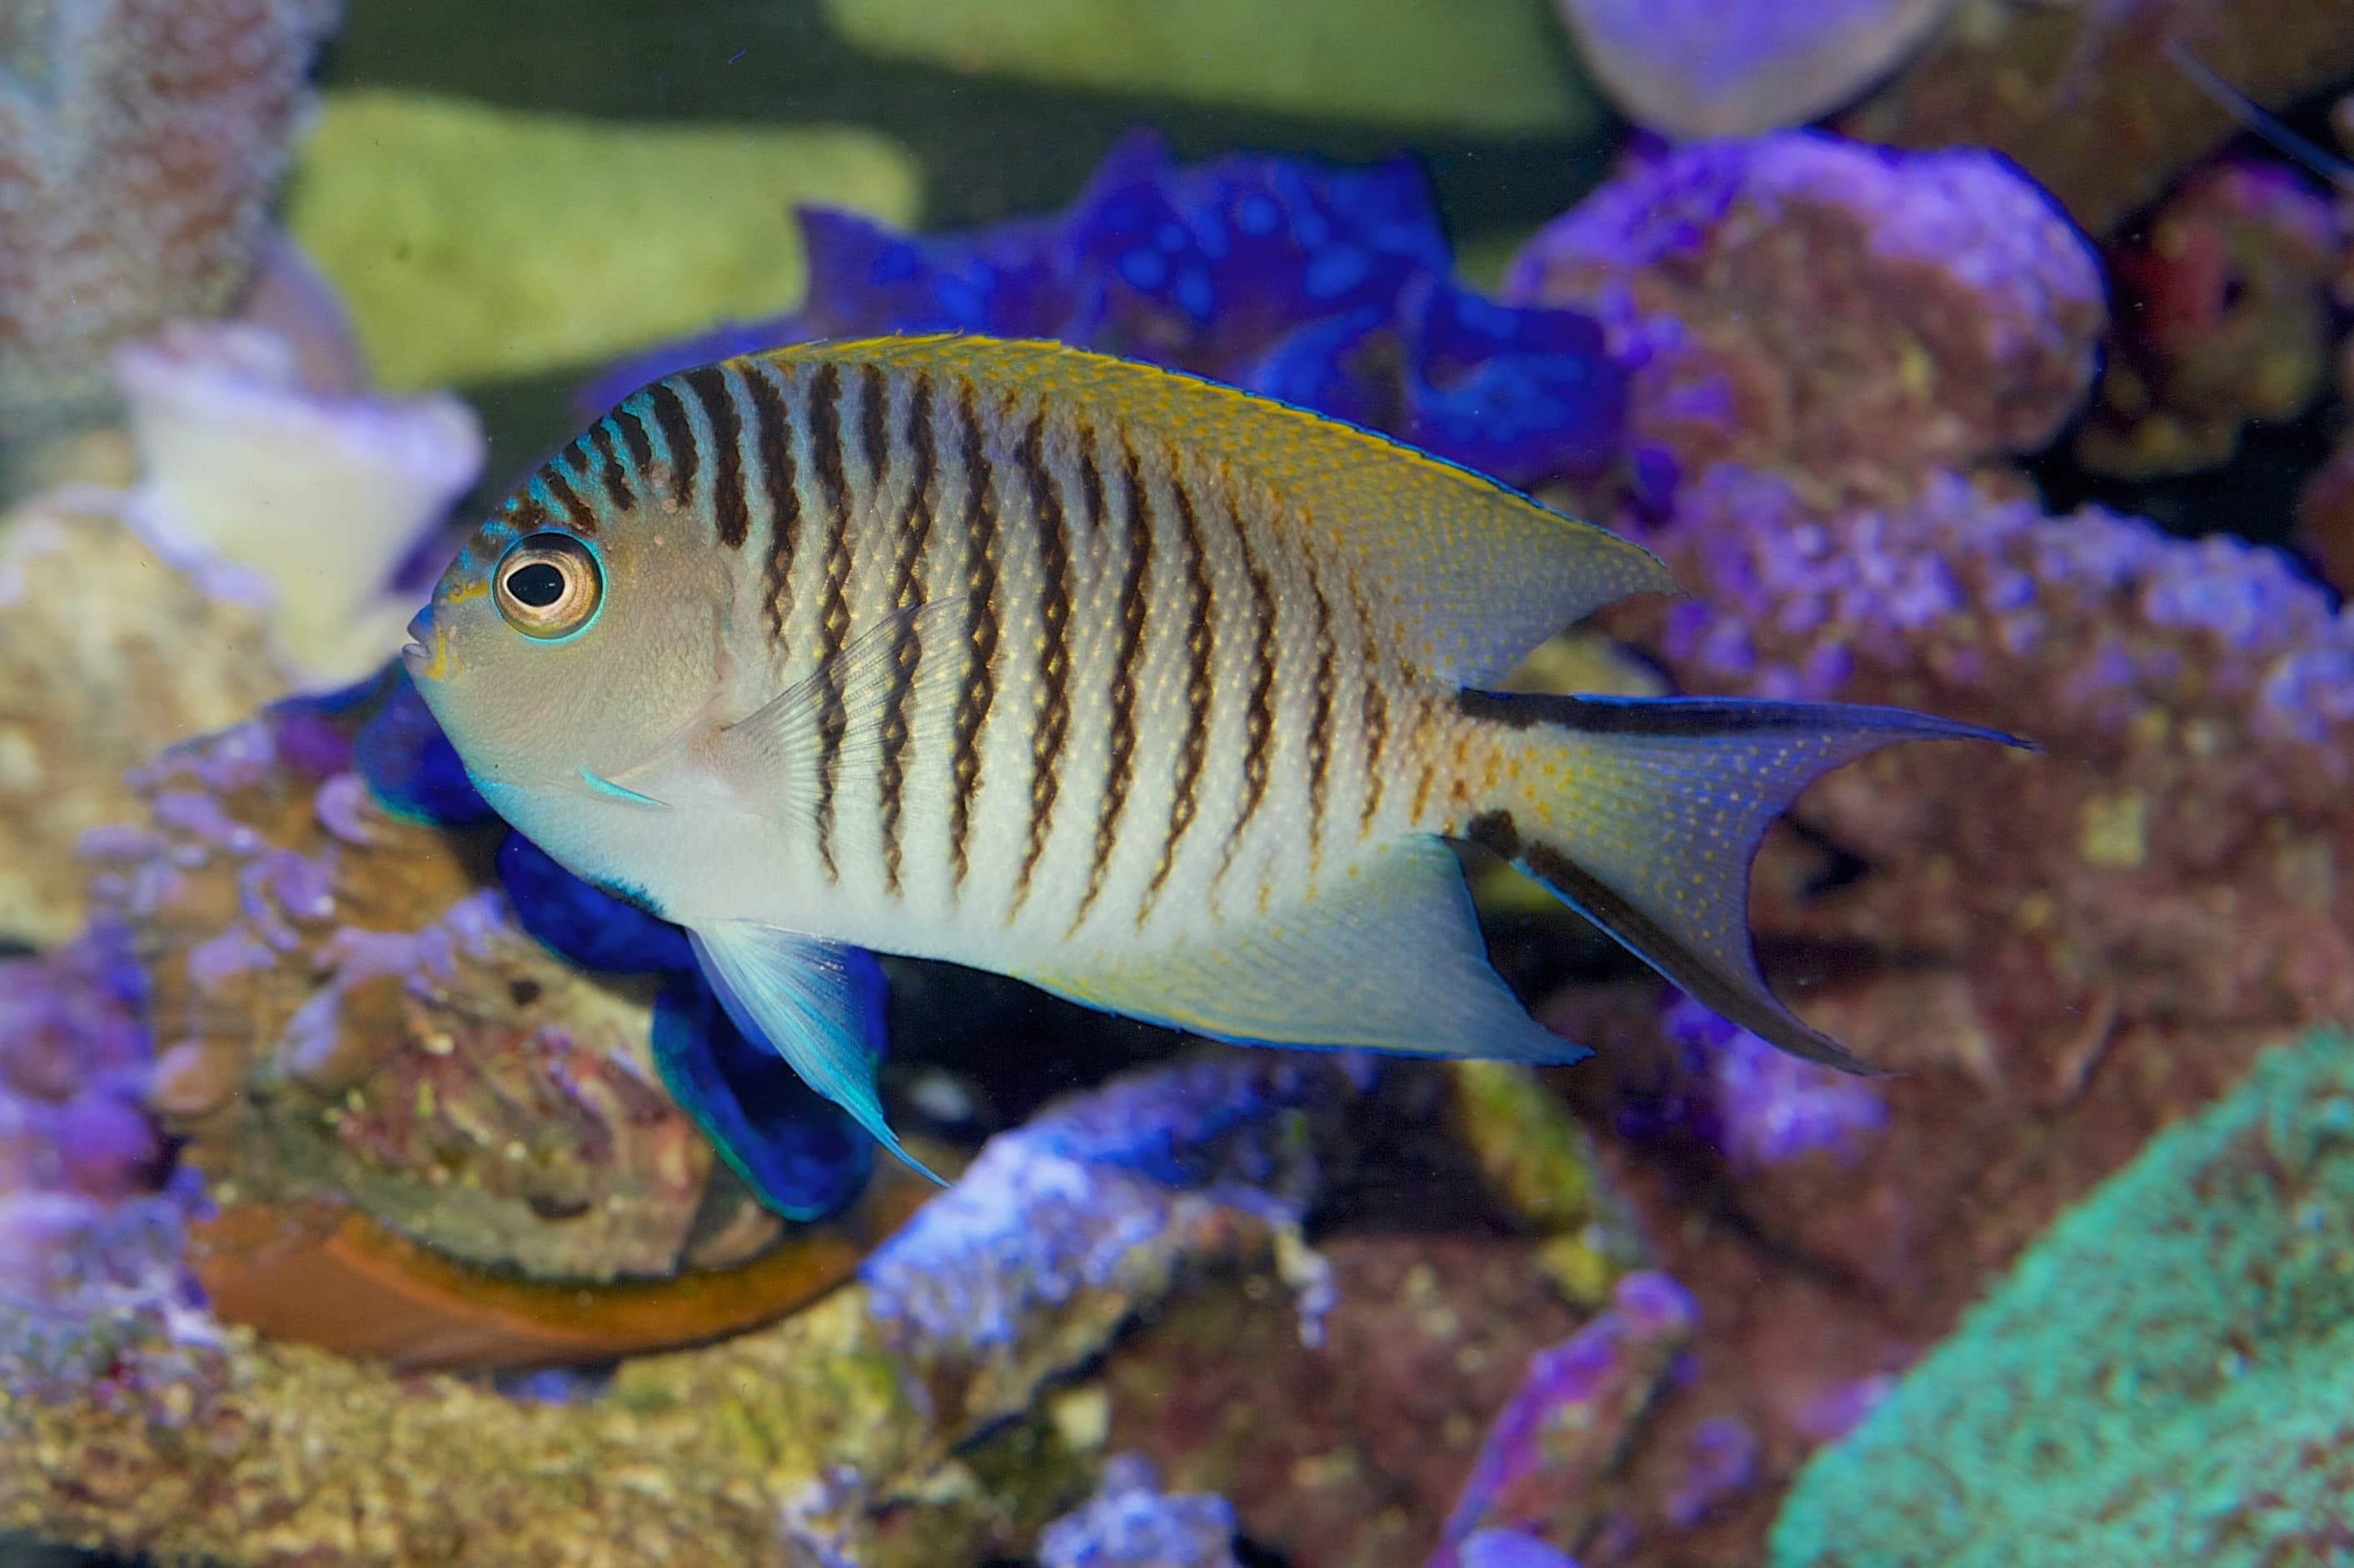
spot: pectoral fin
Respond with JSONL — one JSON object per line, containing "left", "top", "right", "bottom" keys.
{"left": 699, "top": 600, "right": 963, "bottom": 825}
{"left": 687, "top": 920, "right": 943, "bottom": 1184}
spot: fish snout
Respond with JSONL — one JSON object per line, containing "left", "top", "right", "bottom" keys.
{"left": 402, "top": 607, "right": 441, "bottom": 681}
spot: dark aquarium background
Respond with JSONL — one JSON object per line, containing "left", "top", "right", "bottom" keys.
{"left": 5, "top": 1, "right": 2354, "bottom": 1565}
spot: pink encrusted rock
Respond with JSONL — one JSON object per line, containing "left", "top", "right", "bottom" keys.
{"left": 1503, "top": 133, "right": 2104, "bottom": 498}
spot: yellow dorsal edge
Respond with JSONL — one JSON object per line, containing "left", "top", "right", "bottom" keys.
{"left": 752, "top": 333, "right": 1681, "bottom": 686}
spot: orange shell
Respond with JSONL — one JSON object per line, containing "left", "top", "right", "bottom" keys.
{"left": 190, "top": 1163, "right": 938, "bottom": 1371}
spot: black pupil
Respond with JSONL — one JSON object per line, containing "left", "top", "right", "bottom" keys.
{"left": 506, "top": 560, "right": 566, "bottom": 609}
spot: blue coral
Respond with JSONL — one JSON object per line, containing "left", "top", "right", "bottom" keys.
{"left": 584, "top": 130, "right": 1629, "bottom": 495}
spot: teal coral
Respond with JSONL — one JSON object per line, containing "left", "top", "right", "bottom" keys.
{"left": 1770, "top": 1028, "right": 2354, "bottom": 1567}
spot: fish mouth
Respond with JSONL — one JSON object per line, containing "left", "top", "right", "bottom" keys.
{"left": 401, "top": 609, "right": 437, "bottom": 680}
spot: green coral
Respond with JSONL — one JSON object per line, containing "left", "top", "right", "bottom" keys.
{"left": 284, "top": 90, "right": 922, "bottom": 389}
{"left": 818, "top": 0, "right": 1596, "bottom": 132}
{"left": 1772, "top": 1028, "right": 2354, "bottom": 1568}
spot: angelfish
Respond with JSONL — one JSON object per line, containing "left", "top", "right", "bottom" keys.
{"left": 404, "top": 335, "right": 2020, "bottom": 1177}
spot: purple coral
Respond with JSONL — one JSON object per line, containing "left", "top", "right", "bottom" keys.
{"left": 1432, "top": 1272, "right": 1697, "bottom": 1567}
{"left": 1655, "top": 997, "right": 1887, "bottom": 1169}
{"left": 0, "top": 923, "right": 189, "bottom": 1310}
{"left": 859, "top": 1053, "right": 1373, "bottom": 1426}
{"left": 585, "top": 130, "right": 1629, "bottom": 494}
{"left": 1038, "top": 1453, "right": 1242, "bottom": 1568}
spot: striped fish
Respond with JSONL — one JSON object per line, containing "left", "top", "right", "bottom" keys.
{"left": 405, "top": 335, "right": 2021, "bottom": 1177}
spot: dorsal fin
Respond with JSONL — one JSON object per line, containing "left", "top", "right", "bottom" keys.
{"left": 751, "top": 334, "right": 1681, "bottom": 686}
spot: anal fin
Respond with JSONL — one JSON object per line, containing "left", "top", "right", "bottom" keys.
{"left": 1026, "top": 837, "right": 1580, "bottom": 1063}
{"left": 688, "top": 922, "right": 944, "bottom": 1184}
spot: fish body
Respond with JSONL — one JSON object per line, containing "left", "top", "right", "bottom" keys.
{"left": 407, "top": 335, "right": 2020, "bottom": 1172}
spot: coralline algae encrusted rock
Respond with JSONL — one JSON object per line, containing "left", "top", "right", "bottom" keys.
{"left": 1630, "top": 464, "right": 2354, "bottom": 1052}
{"left": 83, "top": 680, "right": 744, "bottom": 1287}
{"left": 0, "top": 1053, "right": 1391, "bottom": 1567}
{"left": 0, "top": 501, "right": 287, "bottom": 947}
{"left": 1535, "top": 464, "right": 2354, "bottom": 1568}
{"left": 1503, "top": 132, "right": 2104, "bottom": 497}
{"left": 1771, "top": 1029, "right": 2354, "bottom": 1567}
{"left": 0, "top": 0, "right": 341, "bottom": 447}
{"left": 1590, "top": 464, "right": 2354, "bottom": 1306}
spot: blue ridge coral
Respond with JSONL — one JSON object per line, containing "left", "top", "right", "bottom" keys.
{"left": 584, "top": 130, "right": 1633, "bottom": 497}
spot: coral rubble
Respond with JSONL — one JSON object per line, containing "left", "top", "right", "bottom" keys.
{"left": 0, "top": 0, "right": 341, "bottom": 456}
{"left": 1773, "top": 1029, "right": 2354, "bottom": 1567}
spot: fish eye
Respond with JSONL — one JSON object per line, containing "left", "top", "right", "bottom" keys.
{"left": 493, "top": 533, "right": 602, "bottom": 640}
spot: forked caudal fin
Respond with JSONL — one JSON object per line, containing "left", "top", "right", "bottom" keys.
{"left": 1456, "top": 689, "right": 2033, "bottom": 1073}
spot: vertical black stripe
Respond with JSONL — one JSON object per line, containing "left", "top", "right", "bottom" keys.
{"left": 859, "top": 363, "right": 891, "bottom": 500}
{"left": 588, "top": 419, "right": 634, "bottom": 510}
{"left": 1213, "top": 480, "right": 1278, "bottom": 898}
{"left": 809, "top": 362, "right": 849, "bottom": 528}
{"left": 1076, "top": 425, "right": 1107, "bottom": 538}
{"left": 540, "top": 461, "right": 597, "bottom": 535}
{"left": 645, "top": 381, "right": 699, "bottom": 510}
{"left": 1304, "top": 551, "right": 1336, "bottom": 876}
{"left": 1140, "top": 449, "right": 1213, "bottom": 928}
{"left": 811, "top": 366, "right": 857, "bottom": 884}
{"left": 681, "top": 366, "right": 749, "bottom": 549}
{"left": 1355, "top": 574, "right": 1389, "bottom": 835}
{"left": 1071, "top": 430, "right": 1150, "bottom": 937}
{"left": 948, "top": 378, "right": 1000, "bottom": 890}
{"left": 745, "top": 366, "right": 799, "bottom": 646}
{"left": 1011, "top": 411, "right": 1073, "bottom": 918}
{"left": 613, "top": 403, "right": 655, "bottom": 471}
{"left": 877, "top": 373, "right": 938, "bottom": 897}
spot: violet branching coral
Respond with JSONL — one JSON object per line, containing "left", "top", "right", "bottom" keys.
{"left": 586, "top": 129, "right": 1634, "bottom": 499}
{"left": 0, "top": 0, "right": 341, "bottom": 467}
{"left": 1771, "top": 1029, "right": 2354, "bottom": 1567}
